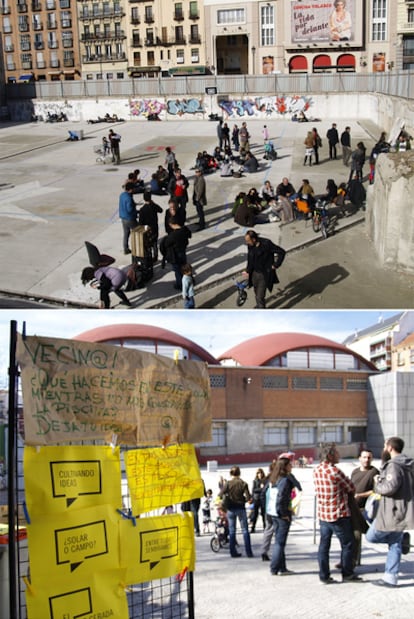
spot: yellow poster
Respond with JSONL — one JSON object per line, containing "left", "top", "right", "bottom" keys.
{"left": 120, "top": 512, "right": 195, "bottom": 585}
{"left": 24, "top": 445, "right": 122, "bottom": 517}
{"left": 16, "top": 333, "right": 211, "bottom": 446}
{"left": 125, "top": 443, "right": 204, "bottom": 515}
{"left": 26, "top": 568, "right": 129, "bottom": 619}
{"left": 27, "top": 504, "right": 120, "bottom": 586}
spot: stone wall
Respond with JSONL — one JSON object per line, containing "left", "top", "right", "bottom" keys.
{"left": 366, "top": 151, "right": 414, "bottom": 274}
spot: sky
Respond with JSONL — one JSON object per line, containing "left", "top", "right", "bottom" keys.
{"left": 0, "top": 308, "right": 402, "bottom": 389}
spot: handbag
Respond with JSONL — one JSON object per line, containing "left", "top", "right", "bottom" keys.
{"left": 364, "top": 492, "right": 381, "bottom": 523}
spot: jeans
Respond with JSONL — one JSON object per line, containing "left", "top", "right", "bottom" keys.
{"left": 194, "top": 200, "right": 205, "bottom": 228}
{"left": 318, "top": 517, "right": 354, "bottom": 581}
{"left": 366, "top": 524, "right": 403, "bottom": 585}
{"left": 121, "top": 218, "right": 136, "bottom": 252}
{"left": 184, "top": 296, "right": 195, "bottom": 309}
{"left": 270, "top": 516, "right": 291, "bottom": 574}
{"left": 227, "top": 506, "right": 253, "bottom": 557}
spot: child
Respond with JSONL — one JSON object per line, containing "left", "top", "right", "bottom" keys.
{"left": 182, "top": 263, "right": 195, "bottom": 309}
{"left": 202, "top": 489, "right": 213, "bottom": 533}
{"left": 262, "top": 125, "right": 269, "bottom": 143}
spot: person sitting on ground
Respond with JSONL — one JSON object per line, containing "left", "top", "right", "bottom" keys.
{"left": 81, "top": 265, "right": 132, "bottom": 309}
{"left": 318, "top": 178, "right": 338, "bottom": 204}
{"left": 276, "top": 178, "right": 296, "bottom": 223}
{"left": 335, "top": 182, "right": 348, "bottom": 217}
{"left": 155, "top": 164, "right": 169, "bottom": 189}
{"left": 243, "top": 151, "right": 259, "bottom": 173}
{"left": 260, "top": 180, "right": 278, "bottom": 205}
{"left": 220, "top": 156, "right": 233, "bottom": 177}
{"left": 246, "top": 187, "right": 262, "bottom": 209}
{"left": 213, "top": 146, "right": 224, "bottom": 163}
{"left": 233, "top": 192, "right": 256, "bottom": 227}
{"left": 298, "top": 178, "right": 316, "bottom": 213}
{"left": 149, "top": 173, "right": 168, "bottom": 196}
{"left": 194, "top": 151, "right": 209, "bottom": 174}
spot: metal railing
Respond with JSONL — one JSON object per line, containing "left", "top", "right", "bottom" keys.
{"left": 5, "top": 71, "right": 414, "bottom": 101}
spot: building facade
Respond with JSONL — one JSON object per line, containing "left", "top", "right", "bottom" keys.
{"left": 1, "top": 0, "right": 81, "bottom": 82}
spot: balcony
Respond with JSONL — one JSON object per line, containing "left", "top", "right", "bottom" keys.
{"left": 82, "top": 52, "right": 126, "bottom": 63}
{"left": 145, "top": 37, "right": 161, "bottom": 46}
{"left": 7, "top": 63, "right": 16, "bottom": 70}
{"left": 400, "top": 22, "right": 414, "bottom": 32}
{"left": 21, "top": 43, "right": 31, "bottom": 51}
{"left": 4, "top": 44, "right": 14, "bottom": 52}
{"left": 63, "top": 58, "right": 74, "bottom": 67}
{"left": 32, "top": 1, "right": 42, "bottom": 10}
{"left": 130, "top": 16, "right": 140, "bottom": 24}
{"left": 37, "top": 60, "right": 46, "bottom": 68}
{"left": 129, "top": 0, "right": 153, "bottom": 2}
{"left": 22, "top": 61, "right": 33, "bottom": 69}
{"left": 189, "top": 35, "right": 201, "bottom": 44}
{"left": 62, "top": 38, "right": 72, "bottom": 47}
{"left": 81, "top": 8, "right": 125, "bottom": 19}
{"left": 50, "top": 59, "right": 60, "bottom": 67}
{"left": 189, "top": 11, "right": 199, "bottom": 20}
{"left": 19, "top": 24, "right": 29, "bottom": 32}
{"left": 34, "top": 41, "right": 44, "bottom": 49}
{"left": 48, "top": 41, "right": 58, "bottom": 48}
{"left": 61, "top": 19, "right": 72, "bottom": 28}
{"left": 2, "top": 6, "right": 11, "bottom": 13}
{"left": 130, "top": 37, "right": 141, "bottom": 47}
{"left": 144, "top": 15, "right": 154, "bottom": 23}
{"left": 17, "top": 4, "right": 28, "bottom": 12}
{"left": 175, "top": 36, "right": 186, "bottom": 45}
{"left": 173, "top": 10, "right": 184, "bottom": 21}
{"left": 3, "top": 25, "right": 12, "bottom": 33}
{"left": 47, "top": 21, "right": 57, "bottom": 29}
{"left": 81, "top": 31, "right": 126, "bottom": 41}
{"left": 46, "top": 0, "right": 56, "bottom": 8}
{"left": 33, "top": 23, "right": 43, "bottom": 30}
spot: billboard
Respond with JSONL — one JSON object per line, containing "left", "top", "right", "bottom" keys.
{"left": 291, "top": 1, "right": 357, "bottom": 45}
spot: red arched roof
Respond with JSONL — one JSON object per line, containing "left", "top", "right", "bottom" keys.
{"left": 218, "top": 332, "right": 376, "bottom": 369}
{"left": 75, "top": 324, "right": 219, "bottom": 364}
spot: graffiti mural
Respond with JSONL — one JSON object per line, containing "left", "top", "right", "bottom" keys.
{"left": 129, "top": 99, "right": 166, "bottom": 118}
{"left": 166, "top": 98, "right": 204, "bottom": 116}
{"left": 218, "top": 95, "right": 314, "bottom": 118}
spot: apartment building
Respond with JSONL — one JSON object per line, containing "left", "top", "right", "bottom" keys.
{"left": 397, "top": 0, "right": 414, "bottom": 70}
{"left": 1, "top": 0, "right": 81, "bottom": 82}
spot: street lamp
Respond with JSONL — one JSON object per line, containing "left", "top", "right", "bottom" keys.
{"left": 251, "top": 46, "right": 256, "bottom": 75}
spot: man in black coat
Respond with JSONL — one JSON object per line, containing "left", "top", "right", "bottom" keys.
{"left": 326, "top": 123, "right": 339, "bottom": 160}
{"left": 138, "top": 190, "right": 163, "bottom": 261}
{"left": 160, "top": 217, "right": 192, "bottom": 290}
{"left": 244, "top": 230, "right": 286, "bottom": 308}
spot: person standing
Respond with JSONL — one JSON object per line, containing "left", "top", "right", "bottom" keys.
{"left": 267, "top": 457, "right": 295, "bottom": 576}
{"left": 312, "top": 126, "right": 322, "bottom": 165}
{"left": 160, "top": 217, "right": 192, "bottom": 290}
{"left": 138, "top": 190, "right": 163, "bottom": 262}
{"left": 119, "top": 182, "right": 137, "bottom": 255}
{"left": 250, "top": 468, "right": 266, "bottom": 533}
{"left": 350, "top": 448, "right": 379, "bottom": 567}
{"left": 326, "top": 123, "right": 339, "bottom": 160}
{"left": 239, "top": 121, "right": 250, "bottom": 153}
{"left": 192, "top": 168, "right": 207, "bottom": 230}
{"left": 366, "top": 436, "right": 414, "bottom": 588}
{"left": 232, "top": 124, "right": 240, "bottom": 151}
{"left": 222, "top": 122, "right": 231, "bottom": 150}
{"left": 348, "top": 141, "right": 366, "bottom": 182}
{"left": 216, "top": 119, "right": 224, "bottom": 150}
{"left": 304, "top": 131, "right": 315, "bottom": 166}
{"left": 313, "top": 444, "right": 362, "bottom": 584}
{"left": 340, "top": 126, "right": 352, "bottom": 166}
{"left": 221, "top": 466, "right": 253, "bottom": 558}
{"left": 262, "top": 124, "right": 270, "bottom": 143}
{"left": 181, "top": 263, "right": 195, "bottom": 309}
{"left": 168, "top": 168, "right": 189, "bottom": 217}
{"left": 165, "top": 146, "right": 177, "bottom": 179}
{"left": 108, "top": 129, "right": 121, "bottom": 164}
{"left": 244, "top": 230, "right": 286, "bottom": 309}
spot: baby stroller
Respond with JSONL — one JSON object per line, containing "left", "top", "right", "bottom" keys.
{"left": 263, "top": 140, "right": 277, "bottom": 161}
{"left": 210, "top": 515, "right": 230, "bottom": 552}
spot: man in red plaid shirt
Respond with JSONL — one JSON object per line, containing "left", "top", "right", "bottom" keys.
{"left": 313, "top": 444, "right": 363, "bottom": 584}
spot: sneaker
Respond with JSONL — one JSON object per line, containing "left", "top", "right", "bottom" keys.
{"left": 402, "top": 532, "right": 411, "bottom": 555}
{"left": 320, "top": 577, "right": 336, "bottom": 584}
{"left": 372, "top": 579, "right": 397, "bottom": 588}
{"left": 280, "top": 570, "right": 295, "bottom": 575}
{"left": 342, "top": 574, "right": 363, "bottom": 583}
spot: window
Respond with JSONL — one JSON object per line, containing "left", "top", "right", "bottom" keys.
{"left": 174, "top": 3, "right": 183, "bottom": 19}
{"left": 261, "top": 4, "right": 274, "bottom": 46}
{"left": 176, "top": 49, "right": 184, "bottom": 64}
{"left": 147, "top": 50, "right": 155, "bottom": 65}
{"left": 191, "top": 48, "right": 199, "bottom": 62}
{"left": 210, "top": 375, "right": 226, "bottom": 388}
{"left": 346, "top": 379, "right": 368, "bottom": 391}
{"left": 320, "top": 377, "right": 344, "bottom": 391}
{"left": 292, "top": 376, "right": 317, "bottom": 390}
{"left": 175, "top": 25, "right": 184, "bottom": 43}
{"left": 190, "top": 24, "right": 199, "bottom": 42}
{"left": 20, "top": 35, "right": 31, "bottom": 51}
{"left": 200, "top": 424, "right": 226, "bottom": 448}
{"left": 372, "top": 0, "right": 387, "bottom": 41}
{"left": 62, "top": 31, "right": 72, "bottom": 48}
{"left": 264, "top": 425, "right": 288, "bottom": 446}
{"left": 189, "top": 1, "right": 198, "bottom": 18}
{"left": 145, "top": 6, "right": 153, "bottom": 21}
{"left": 320, "top": 425, "right": 343, "bottom": 443}
{"left": 217, "top": 9, "right": 245, "bottom": 25}
{"left": 262, "top": 375, "right": 288, "bottom": 389}
{"left": 293, "top": 426, "right": 316, "bottom": 445}
{"left": 61, "top": 11, "right": 71, "bottom": 27}
{"left": 409, "top": 9, "right": 414, "bottom": 24}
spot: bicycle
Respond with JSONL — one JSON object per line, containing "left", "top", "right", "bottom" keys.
{"left": 93, "top": 145, "right": 112, "bottom": 164}
{"left": 312, "top": 200, "right": 329, "bottom": 239}
{"left": 235, "top": 277, "right": 249, "bottom": 306}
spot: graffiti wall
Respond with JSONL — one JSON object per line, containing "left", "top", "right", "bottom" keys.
{"left": 8, "top": 94, "right": 315, "bottom": 122}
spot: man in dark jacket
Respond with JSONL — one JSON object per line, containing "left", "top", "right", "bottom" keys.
{"left": 244, "top": 230, "right": 286, "bottom": 308}
{"left": 326, "top": 123, "right": 339, "bottom": 160}
{"left": 138, "top": 190, "right": 163, "bottom": 261}
{"left": 366, "top": 436, "right": 414, "bottom": 588}
{"left": 160, "top": 217, "right": 192, "bottom": 290}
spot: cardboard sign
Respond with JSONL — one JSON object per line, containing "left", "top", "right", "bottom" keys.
{"left": 16, "top": 334, "right": 211, "bottom": 446}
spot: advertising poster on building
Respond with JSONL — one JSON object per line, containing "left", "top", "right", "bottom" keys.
{"left": 16, "top": 333, "right": 211, "bottom": 446}
{"left": 373, "top": 52, "right": 386, "bottom": 72}
{"left": 119, "top": 512, "right": 195, "bottom": 585}
{"left": 24, "top": 445, "right": 122, "bottom": 517}
{"left": 125, "top": 443, "right": 204, "bottom": 515}
{"left": 291, "top": 0, "right": 356, "bottom": 44}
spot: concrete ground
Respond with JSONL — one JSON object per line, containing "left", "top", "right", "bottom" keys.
{"left": 194, "top": 461, "right": 414, "bottom": 619}
{"left": 0, "top": 117, "right": 413, "bottom": 309}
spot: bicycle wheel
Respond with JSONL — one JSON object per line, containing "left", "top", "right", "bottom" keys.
{"left": 312, "top": 215, "right": 321, "bottom": 233}
{"left": 96, "top": 156, "right": 104, "bottom": 164}
{"left": 321, "top": 220, "right": 328, "bottom": 239}
{"left": 236, "top": 289, "right": 247, "bottom": 307}
{"left": 210, "top": 535, "right": 221, "bottom": 553}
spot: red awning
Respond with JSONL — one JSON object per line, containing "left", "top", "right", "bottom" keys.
{"left": 313, "top": 55, "right": 331, "bottom": 68}
{"left": 289, "top": 55, "right": 308, "bottom": 72}
{"left": 337, "top": 54, "right": 356, "bottom": 67}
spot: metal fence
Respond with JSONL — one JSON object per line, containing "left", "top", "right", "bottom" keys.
{"left": 6, "top": 71, "right": 414, "bottom": 100}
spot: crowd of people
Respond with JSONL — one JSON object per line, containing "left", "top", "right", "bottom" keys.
{"left": 180, "top": 435, "right": 413, "bottom": 589}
